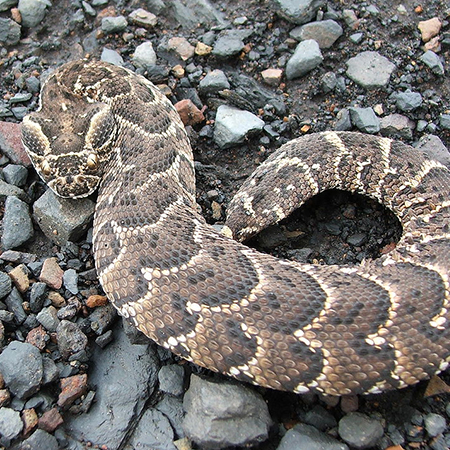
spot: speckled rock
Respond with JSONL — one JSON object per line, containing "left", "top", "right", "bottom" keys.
{"left": 57, "top": 320, "right": 88, "bottom": 360}
{"left": 1, "top": 195, "right": 34, "bottom": 250}
{"left": 286, "top": 39, "right": 323, "bottom": 80}
{"left": 424, "top": 413, "right": 446, "bottom": 437}
{"left": 182, "top": 374, "right": 272, "bottom": 449}
{"left": 0, "top": 341, "right": 43, "bottom": 399}
{"left": 346, "top": 51, "right": 396, "bottom": 89}
{"left": 2, "top": 164, "right": 28, "bottom": 187}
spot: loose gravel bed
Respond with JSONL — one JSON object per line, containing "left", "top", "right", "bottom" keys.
{"left": 0, "top": 0, "right": 449, "bottom": 449}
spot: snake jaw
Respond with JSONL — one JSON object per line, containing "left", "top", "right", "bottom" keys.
{"left": 48, "top": 174, "right": 101, "bottom": 199}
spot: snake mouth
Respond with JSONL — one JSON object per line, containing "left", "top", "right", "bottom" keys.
{"left": 48, "top": 174, "right": 101, "bottom": 199}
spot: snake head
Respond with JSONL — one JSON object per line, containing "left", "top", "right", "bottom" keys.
{"left": 22, "top": 100, "right": 117, "bottom": 199}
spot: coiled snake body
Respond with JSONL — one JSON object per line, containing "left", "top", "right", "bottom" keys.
{"left": 22, "top": 60, "right": 450, "bottom": 395}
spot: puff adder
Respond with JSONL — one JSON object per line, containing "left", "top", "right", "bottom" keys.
{"left": 22, "top": 60, "right": 450, "bottom": 396}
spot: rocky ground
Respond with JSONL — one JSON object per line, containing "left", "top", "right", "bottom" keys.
{"left": 0, "top": 0, "right": 449, "bottom": 449}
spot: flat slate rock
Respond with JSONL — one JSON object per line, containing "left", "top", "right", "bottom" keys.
{"left": 346, "top": 51, "right": 396, "bottom": 89}
{"left": 64, "top": 321, "right": 160, "bottom": 450}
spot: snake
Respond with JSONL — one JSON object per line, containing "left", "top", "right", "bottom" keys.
{"left": 21, "top": 60, "right": 450, "bottom": 396}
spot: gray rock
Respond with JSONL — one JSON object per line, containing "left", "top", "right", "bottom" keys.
{"left": 424, "top": 413, "right": 446, "bottom": 437}
{"left": 21, "top": 429, "right": 59, "bottom": 450}
{"left": 57, "top": 320, "right": 88, "bottom": 360}
{"left": 321, "top": 71, "right": 337, "bottom": 93}
{"left": 304, "top": 405, "right": 338, "bottom": 431}
{"left": 346, "top": 51, "right": 396, "bottom": 89}
{"left": 198, "top": 69, "right": 230, "bottom": 94}
{"left": 156, "top": 395, "right": 185, "bottom": 439}
{"left": 42, "top": 356, "right": 59, "bottom": 385}
{"left": 169, "top": 0, "right": 227, "bottom": 29}
{"left": 290, "top": 20, "right": 343, "bottom": 49}
{"left": 286, "top": 39, "right": 323, "bottom": 80}
{"left": 18, "top": 0, "right": 51, "bottom": 28}
{"left": 0, "top": 407, "right": 23, "bottom": 440}
{"left": 349, "top": 32, "right": 364, "bottom": 44}
{"left": 37, "top": 305, "right": 60, "bottom": 332}
{"left": 158, "top": 364, "right": 185, "bottom": 396}
{"left": 125, "top": 408, "right": 177, "bottom": 450}
{"left": 0, "top": 179, "right": 30, "bottom": 202}
{"left": 133, "top": 41, "right": 157, "bottom": 69}
{"left": 1, "top": 195, "right": 34, "bottom": 250}
{"left": 0, "top": 341, "right": 43, "bottom": 399}
{"left": 89, "top": 303, "right": 117, "bottom": 335}
{"left": 380, "top": 113, "right": 414, "bottom": 140}
{"left": 0, "top": 0, "right": 17, "bottom": 12}
{"left": 275, "top": 0, "right": 326, "bottom": 24}
{"left": 440, "top": 114, "right": 450, "bottom": 130}
{"left": 33, "top": 188, "right": 95, "bottom": 246}
{"left": 396, "top": 90, "right": 423, "bottom": 112}
{"left": 5, "top": 287, "right": 27, "bottom": 324}
{"left": 214, "top": 105, "right": 265, "bottom": 149}
{"left": 12, "top": 106, "right": 28, "bottom": 120}
{"left": 25, "top": 75, "right": 40, "bottom": 93}
{"left": 335, "top": 108, "right": 352, "bottom": 131}
{"left": 182, "top": 374, "right": 272, "bottom": 449}
{"left": 63, "top": 268, "right": 79, "bottom": 295}
{"left": 101, "top": 48, "right": 124, "bottom": 66}
{"left": 277, "top": 423, "right": 348, "bottom": 450}
{"left": 338, "top": 412, "right": 383, "bottom": 449}
{"left": 82, "top": 0, "right": 95, "bottom": 16}
{"left": 101, "top": 15, "right": 128, "bottom": 33}
{"left": 420, "top": 50, "right": 445, "bottom": 75}
{"left": 2, "top": 164, "right": 28, "bottom": 186}
{"left": 29, "top": 281, "right": 47, "bottom": 313}
{"left": 0, "top": 271, "right": 12, "bottom": 299}
{"left": 10, "top": 92, "right": 32, "bottom": 103}
{"left": 415, "top": 135, "right": 450, "bottom": 167}
{"left": 64, "top": 322, "right": 160, "bottom": 450}
{"left": 212, "top": 29, "right": 248, "bottom": 58}
{"left": 349, "top": 107, "right": 380, "bottom": 134}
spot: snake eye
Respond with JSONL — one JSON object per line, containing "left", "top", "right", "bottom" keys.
{"left": 87, "top": 153, "right": 99, "bottom": 170}
{"left": 41, "top": 160, "right": 51, "bottom": 176}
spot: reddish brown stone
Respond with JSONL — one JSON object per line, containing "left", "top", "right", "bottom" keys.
{"left": 0, "top": 122, "right": 32, "bottom": 167}
{"left": 21, "top": 408, "right": 38, "bottom": 437}
{"left": 86, "top": 294, "right": 108, "bottom": 308}
{"left": 26, "top": 326, "right": 49, "bottom": 351}
{"left": 175, "top": 99, "right": 205, "bottom": 126}
{"left": 0, "top": 389, "right": 10, "bottom": 407}
{"left": 39, "top": 257, "right": 64, "bottom": 289}
{"left": 38, "top": 407, "right": 63, "bottom": 432}
{"left": 8, "top": 264, "right": 30, "bottom": 293}
{"left": 57, "top": 374, "right": 88, "bottom": 409}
